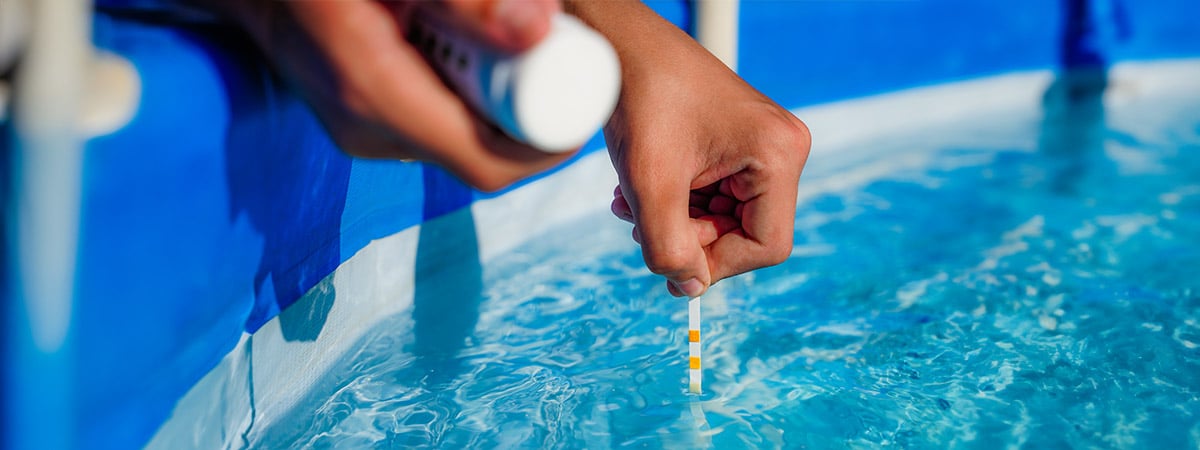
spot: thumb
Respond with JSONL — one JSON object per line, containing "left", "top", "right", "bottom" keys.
{"left": 440, "top": 0, "right": 560, "bottom": 52}
{"left": 627, "top": 182, "right": 712, "bottom": 298}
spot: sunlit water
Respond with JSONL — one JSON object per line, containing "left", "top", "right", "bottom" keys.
{"left": 254, "top": 86, "right": 1200, "bottom": 448}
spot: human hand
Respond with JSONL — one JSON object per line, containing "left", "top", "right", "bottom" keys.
{"left": 571, "top": 1, "right": 811, "bottom": 297}
{"left": 217, "top": 0, "right": 569, "bottom": 191}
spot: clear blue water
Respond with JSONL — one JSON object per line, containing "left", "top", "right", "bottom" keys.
{"left": 255, "top": 87, "right": 1200, "bottom": 448}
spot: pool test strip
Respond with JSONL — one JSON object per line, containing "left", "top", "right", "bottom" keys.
{"left": 688, "top": 296, "right": 701, "bottom": 394}
{"left": 408, "top": 10, "right": 621, "bottom": 153}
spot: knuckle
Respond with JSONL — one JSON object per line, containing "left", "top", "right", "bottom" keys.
{"left": 790, "top": 117, "right": 812, "bottom": 153}
{"left": 763, "top": 236, "right": 793, "bottom": 266}
{"left": 642, "top": 244, "right": 692, "bottom": 276}
{"left": 778, "top": 116, "right": 812, "bottom": 163}
{"left": 336, "top": 85, "right": 376, "bottom": 122}
{"left": 452, "top": 162, "right": 503, "bottom": 192}
{"left": 461, "top": 168, "right": 517, "bottom": 193}
{"left": 761, "top": 111, "right": 812, "bottom": 167}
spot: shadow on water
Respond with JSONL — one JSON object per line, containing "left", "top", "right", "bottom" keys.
{"left": 1038, "top": 0, "right": 1129, "bottom": 192}
{"left": 411, "top": 165, "right": 483, "bottom": 386}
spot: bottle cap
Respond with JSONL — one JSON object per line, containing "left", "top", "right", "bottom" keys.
{"left": 511, "top": 15, "right": 621, "bottom": 152}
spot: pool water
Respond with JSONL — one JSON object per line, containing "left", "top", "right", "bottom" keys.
{"left": 253, "top": 88, "right": 1200, "bottom": 448}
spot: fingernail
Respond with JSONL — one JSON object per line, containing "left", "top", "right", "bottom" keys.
{"left": 495, "top": 0, "right": 543, "bottom": 45}
{"left": 671, "top": 278, "right": 705, "bottom": 298}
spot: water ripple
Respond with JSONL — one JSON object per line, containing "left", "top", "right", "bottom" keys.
{"left": 251, "top": 97, "right": 1200, "bottom": 449}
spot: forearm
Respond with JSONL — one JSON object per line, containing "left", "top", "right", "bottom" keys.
{"left": 565, "top": 0, "right": 726, "bottom": 86}
{"left": 566, "top": 0, "right": 746, "bottom": 153}
{"left": 565, "top": 0, "right": 699, "bottom": 58}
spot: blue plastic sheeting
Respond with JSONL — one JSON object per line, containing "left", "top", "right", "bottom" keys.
{"left": 77, "top": 17, "right": 329, "bottom": 446}
{"left": 73, "top": 15, "right": 471, "bottom": 447}
{"left": 740, "top": 0, "right": 1058, "bottom": 107}
{"left": 1111, "top": 0, "right": 1200, "bottom": 60}
{"left": 3, "top": 0, "right": 1199, "bottom": 449}
{"left": 738, "top": 0, "right": 1200, "bottom": 109}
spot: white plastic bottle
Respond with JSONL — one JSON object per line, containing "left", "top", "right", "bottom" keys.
{"left": 410, "top": 11, "right": 621, "bottom": 153}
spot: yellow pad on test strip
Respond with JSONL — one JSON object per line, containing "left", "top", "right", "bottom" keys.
{"left": 688, "top": 296, "right": 701, "bottom": 394}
